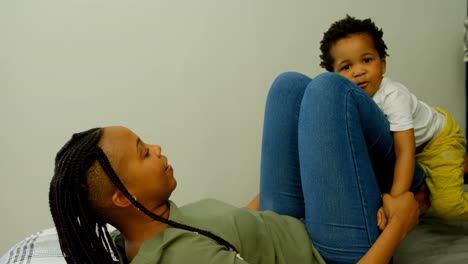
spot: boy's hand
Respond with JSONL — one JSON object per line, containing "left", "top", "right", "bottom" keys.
{"left": 414, "top": 183, "right": 430, "bottom": 215}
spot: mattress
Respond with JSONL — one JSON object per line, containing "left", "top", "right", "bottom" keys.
{"left": 394, "top": 210, "right": 468, "bottom": 263}
{"left": 394, "top": 185, "right": 468, "bottom": 263}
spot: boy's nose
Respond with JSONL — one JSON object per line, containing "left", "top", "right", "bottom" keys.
{"left": 352, "top": 65, "right": 365, "bottom": 78}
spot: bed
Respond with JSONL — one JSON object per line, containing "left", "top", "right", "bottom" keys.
{"left": 394, "top": 208, "right": 468, "bottom": 263}
{"left": 1, "top": 188, "right": 468, "bottom": 264}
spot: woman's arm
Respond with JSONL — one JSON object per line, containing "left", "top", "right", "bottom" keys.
{"left": 391, "top": 129, "right": 416, "bottom": 196}
{"left": 358, "top": 192, "right": 419, "bottom": 264}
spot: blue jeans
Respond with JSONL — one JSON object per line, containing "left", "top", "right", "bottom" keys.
{"left": 259, "top": 72, "right": 425, "bottom": 263}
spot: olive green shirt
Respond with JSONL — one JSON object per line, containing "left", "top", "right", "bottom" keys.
{"left": 113, "top": 199, "right": 325, "bottom": 264}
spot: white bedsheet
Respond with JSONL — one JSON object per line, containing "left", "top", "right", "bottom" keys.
{"left": 0, "top": 228, "right": 65, "bottom": 264}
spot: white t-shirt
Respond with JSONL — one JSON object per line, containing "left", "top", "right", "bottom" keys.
{"left": 372, "top": 77, "right": 445, "bottom": 147}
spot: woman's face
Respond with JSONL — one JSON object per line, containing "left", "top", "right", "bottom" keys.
{"left": 100, "top": 126, "right": 177, "bottom": 209}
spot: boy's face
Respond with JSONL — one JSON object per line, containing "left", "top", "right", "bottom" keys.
{"left": 330, "top": 33, "right": 386, "bottom": 97}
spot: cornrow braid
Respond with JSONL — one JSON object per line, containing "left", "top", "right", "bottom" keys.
{"left": 49, "top": 128, "right": 117, "bottom": 264}
{"left": 49, "top": 128, "right": 118, "bottom": 264}
{"left": 49, "top": 127, "right": 239, "bottom": 264}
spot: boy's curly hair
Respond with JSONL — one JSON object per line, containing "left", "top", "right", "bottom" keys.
{"left": 319, "top": 15, "right": 389, "bottom": 71}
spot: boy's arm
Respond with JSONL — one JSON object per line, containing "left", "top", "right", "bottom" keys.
{"left": 391, "top": 129, "right": 416, "bottom": 196}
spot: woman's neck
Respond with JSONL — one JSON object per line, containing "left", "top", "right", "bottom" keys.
{"left": 117, "top": 202, "right": 171, "bottom": 262}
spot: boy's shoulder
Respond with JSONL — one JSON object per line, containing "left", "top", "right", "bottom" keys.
{"left": 374, "top": 76, "right": 417, "bottom": 105}
{"left": 380, "top": 76, "right": 410, "bottom": 92}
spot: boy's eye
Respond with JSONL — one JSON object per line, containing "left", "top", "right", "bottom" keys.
{"left": 341, "top": 65, "right": 350, "bottom": 71}
{"left": 363, "top": 58, "right": 372, "bottom": 63}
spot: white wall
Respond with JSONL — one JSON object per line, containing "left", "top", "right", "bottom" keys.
{"left": 0, "top": 0, "right": 465, "bottom": 254}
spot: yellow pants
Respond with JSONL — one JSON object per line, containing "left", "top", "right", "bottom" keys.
{"left": 416, "top": 108, "right": 468, "bottom": 220}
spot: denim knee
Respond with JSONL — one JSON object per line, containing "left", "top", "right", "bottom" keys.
{"left": 274, "top": 71, "right": 310, "bottom": 84}
{"left": 269, "top": 72, "right": 312, "bottom": 94}
{"left": 307, "top": 72, "right": 356, "bottom": 94}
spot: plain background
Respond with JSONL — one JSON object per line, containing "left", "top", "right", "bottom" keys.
{"left": 0, "top": 0, "right": 466, "bottom": 255}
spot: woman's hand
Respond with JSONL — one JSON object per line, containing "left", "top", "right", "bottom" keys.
{"left": 246, "top": 194, "right": 260, "bottom": 211}
{"left": 377, "top": 206, "right": 387, "bottom": 231}
{"left": 377, "top": 190, "right": 425, "bottom": 232}
{"left": 381, "top": 192, "right": 419, "bottom": 239}
{"left": 360, "top": 192, "right": 419, "bottom": 264}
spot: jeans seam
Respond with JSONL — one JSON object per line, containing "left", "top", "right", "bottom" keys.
{"left": 346, "top": 89, "right": 373, "bottom": 246}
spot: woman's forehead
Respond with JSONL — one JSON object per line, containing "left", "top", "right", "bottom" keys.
{"left": 103, "top": 126, "right": 135, "bottom": 138}
{"left": 100, "top": 126, "right": 138, "bottom": 161}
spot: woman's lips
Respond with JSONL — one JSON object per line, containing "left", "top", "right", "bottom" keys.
{"left": 166, "top": 164, "right": 173, "bottom": 173}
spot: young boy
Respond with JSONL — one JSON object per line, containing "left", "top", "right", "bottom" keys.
{"left": 319, "top": 15, "right": 468, "bottom": 220}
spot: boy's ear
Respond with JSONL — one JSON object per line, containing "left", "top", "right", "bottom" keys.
{"left": 112, "top": 190, "right": 133, "bottom": 208}
{"left": 381, "top": 58, "right": 387, "bottom": 74}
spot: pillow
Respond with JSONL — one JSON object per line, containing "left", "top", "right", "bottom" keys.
{"left": 0, "top": 228, "right": 65, "bottom": 264}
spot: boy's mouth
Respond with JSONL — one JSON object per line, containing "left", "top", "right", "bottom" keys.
{"left": 357, "top": 81, "right": 368, "bottom": 89}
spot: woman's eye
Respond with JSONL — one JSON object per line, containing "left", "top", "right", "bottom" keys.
{"left": 145, "top": 148, "right": 150, "bottom": 157}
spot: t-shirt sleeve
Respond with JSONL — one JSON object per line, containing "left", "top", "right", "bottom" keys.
{"left": 380, "top": 87, "right": 415, "bottom": 132}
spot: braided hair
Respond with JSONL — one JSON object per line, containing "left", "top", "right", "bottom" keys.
{"left": 49, "top": 127, "right": 240, "bottom": 264}
{"left": 319, "top": 14, "right": 389, "bottom": 71}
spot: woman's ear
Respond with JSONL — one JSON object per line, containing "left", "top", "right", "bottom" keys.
{"left": 111, "top": 190, "right": 133, "bottom": 208}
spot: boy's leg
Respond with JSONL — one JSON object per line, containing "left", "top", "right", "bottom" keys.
{"left": 298, "top": 73, "right": 395, "bottom": 263}
{"left": 417, "top": 109, "right": 468, "bottom": 220}
{"left": 259, "top": 72, "right": 311, "bottom": 218}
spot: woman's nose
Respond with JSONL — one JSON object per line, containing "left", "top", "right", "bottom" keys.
{"left": 152, "top": 145, "right": 162, "bottom": 157}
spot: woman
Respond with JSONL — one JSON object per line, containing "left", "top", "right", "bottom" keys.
{"left": 49, "top": 72, "right": 423, "bottom": 264}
